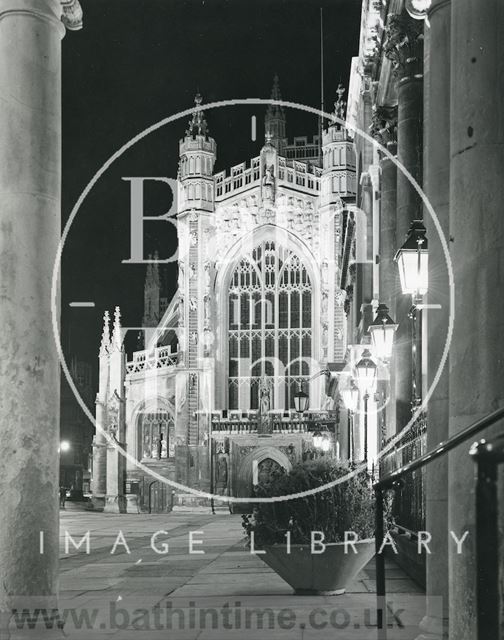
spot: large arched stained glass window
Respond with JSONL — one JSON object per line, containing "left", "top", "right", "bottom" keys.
{"left": 228, "top": 241, "right": 312, "bottom": 410}
{"left": 137, "top": 411, "right": 175, "bottom": 460}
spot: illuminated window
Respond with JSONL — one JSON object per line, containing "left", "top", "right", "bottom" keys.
{"left": 138, "top": 411, "right": 175, "bottom": 460}
{"left": 228, "top": 242, "right": 312, "bottom": 410}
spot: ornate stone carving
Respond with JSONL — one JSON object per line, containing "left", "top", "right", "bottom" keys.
{"left": 61, "top": 0, "right": 83, "bottom": 30}
{"left": 321, "top": 291, "right": 328, "bottom": 315}
{"left": 335, "top": 289, "right": 347, "bottom": 307}
{"left": 370, "top": 105, "right": 398, "bottom": 146}
{"left": 405, "top": 0, "right": 431, "bottom": 20}
{"left": 384, "top": 13, "right": 424, "bottom": 76}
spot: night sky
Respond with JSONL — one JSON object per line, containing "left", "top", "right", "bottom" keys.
{"left": 60, "top": 0, "right": 361, "bottom": 386}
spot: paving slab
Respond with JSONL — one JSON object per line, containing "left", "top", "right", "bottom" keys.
{"left": 52, "top": 512, "right": 426, "bottom": 640}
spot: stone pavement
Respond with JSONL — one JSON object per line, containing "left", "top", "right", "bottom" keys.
{"left": 15, "top": 512, "right": 428, "bottom": 639}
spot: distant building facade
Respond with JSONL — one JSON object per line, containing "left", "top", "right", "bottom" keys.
{"left": 92, "top": 79, "right": 363, "bottom": 513}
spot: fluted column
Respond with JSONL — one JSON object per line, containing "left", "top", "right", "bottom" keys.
{"left": 449, "top": 0, "right": 504, "bottom": 637}
{"left": 0, "top": 0, "right": 64, "bottom": 627}
{"left": 384, "top": 12, "right": 424, "bottom": 432}
{"left": 416, "top": 1, "right": 451, "bottom": 639}
{"left": 372, "top": 108, "right": 398, "bottom": 441}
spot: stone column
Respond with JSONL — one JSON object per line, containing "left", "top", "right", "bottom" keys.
{"left": 384, "top": 12, "right": 424, "bottom": 432}
{"left": 416, "top": 1, "right": 451, "bottom": 639}
{"left": 0, "top": 0, "right": 66, "bottom": 627}
{"left": 371, "top": 104, "right": 399, "bottom": 442}
{"left": 379, "top": 144, "right": 398, "bottom": 314}
{"left": 380, "top": 143, "right": 398, "bottom": 440}
{"left": 449, "top": 0, "right": 504, "bottom": 637}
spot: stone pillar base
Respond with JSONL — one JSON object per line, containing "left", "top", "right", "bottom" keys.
{"left": 414, "top": 614, "right": 448, "bottom": 640}
{"left": 125, "top": 495, "right": 140, "bottom": 513}
{"left": 104, "top": 495, "right": 126, "bottom": 513}
{"left": 89, "top": 495, "right": 105, "bottom": 511}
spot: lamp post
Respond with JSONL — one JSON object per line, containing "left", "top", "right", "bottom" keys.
{"left": 355, "top": 349, "right": 377, "bottom": 463}
{"left": 395, "top": 219, "right": 428, "bottom": 409}
{"left": 341, "top": 381, "right": 359, "bottom": 462}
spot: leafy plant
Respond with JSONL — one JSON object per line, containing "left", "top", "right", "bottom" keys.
{"left": 242, "top": 458, "right": 375, "bottom": 546}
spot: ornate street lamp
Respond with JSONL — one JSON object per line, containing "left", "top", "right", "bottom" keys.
{"left": 395, "top": 219, "right": 429, "bottom": 410}
{"left": 355, "top": 349, "right": 378, "bottom": 396}
{"left": 293, "top": 385, "right": 309, "bottom": 414}
{"left": 355, "top": 350, "right": 377, "bottom": 463}
{"left": 341, "top": 382, "right": 359, "bottom": 413}
{"left": 395, "top": 219, "right": 428, "bottom": 300}
{"left": 369, "top": 304, "right": 398, "bottom": 362}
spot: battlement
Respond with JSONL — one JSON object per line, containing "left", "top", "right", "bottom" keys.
{"left": 214, "top": 155, "right": 322, "bottom": 200}
{"left": 284, "top": 135, "right": 321, "bottom": 163}
{"left": 214, "top": 157, "right": 261, "bottom": 198}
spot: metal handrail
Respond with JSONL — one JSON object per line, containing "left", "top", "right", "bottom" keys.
{"left": 470, "top": 434, "right": 504, "bottom": 640}
{"left": 373, "top": 404, "right": 504, "bottom": 639}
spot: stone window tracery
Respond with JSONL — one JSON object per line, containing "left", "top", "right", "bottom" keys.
{"left": 228, "top": 241, "right": 312, "bottom": 410}
{"left": 138, "top": 411, "right": 175, "bottom": 460}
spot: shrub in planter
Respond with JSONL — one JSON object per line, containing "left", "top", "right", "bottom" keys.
{"left": 242, "top": 458, "right": 376, "bottom": 595}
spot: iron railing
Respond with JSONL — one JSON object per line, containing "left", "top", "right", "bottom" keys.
{"left": 379, "top": 415, "right": 427, "bottom": 534}
{"left": 373, "top": 405, "right": 504, "bottom": 639}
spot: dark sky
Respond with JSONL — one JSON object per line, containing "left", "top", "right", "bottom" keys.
{"left": 60, "top": 0, "right": 361, "bottom": 383}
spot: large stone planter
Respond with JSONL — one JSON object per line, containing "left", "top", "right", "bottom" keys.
{"left": 260, "top": 539, "right": 375, "bottom": 595}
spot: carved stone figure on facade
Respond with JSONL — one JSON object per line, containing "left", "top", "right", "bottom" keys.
{"left": 203, "top": 329, "right": 214, "bottom": 357}
{"left": 322, "top": 394, "right": 335, "bottom": 411}
{"left": 189, "top": 297, "right": 197, "bottom": 312}
{"left": 203, "top": 261, "right": 211, "bottom": 290}
{"left": 259, "top": 377, "right": 272, "bottom": 434}
{"left": 204, "top": 294, "right": 211, "bottom": 324}
{"left": 335, "top": 289, "right": 347, "bottom": 307}
{"left": 262, "top": 166, "right": 275, "bottom": 203}
{"left": 216, "top": 454, "right": 228, "bottom": 495}
{"left": 321, "top": 292, "right": 328, "bottom": 316}
{"left": 322, "top": 324, "right": 329, "bottom": 355}
{"left": 190, "top": 231, "right": 198, "bottom": 246}
{"left": 322, "top": 259, "right": 329, "bottom": 288}
{"left": 260, "top": 379, "right": 271, "bottom": 415}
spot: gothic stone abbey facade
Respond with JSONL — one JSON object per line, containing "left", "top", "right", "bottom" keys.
{"left": 93, "top": 82, "right": 358, "bottom": 513}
